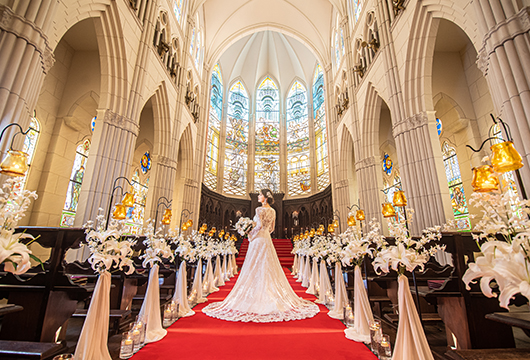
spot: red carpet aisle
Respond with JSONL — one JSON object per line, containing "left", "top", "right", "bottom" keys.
{"left": 236, "top": 239, "right": 295, "bottom": 268}
{"left": 132, "top": 267, "right": 377, "bottom": 359}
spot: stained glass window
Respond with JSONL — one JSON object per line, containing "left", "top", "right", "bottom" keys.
{"left": 436, "top": 118, "right": 442, "bottom": 136}
{"left": 61, "top": 139, "right": 90, "bottom": 227}
{"left": 287, "top": 81, "right": 310, "bottom": 196}
{"left": 340, "top": 28, "right": 345, "bottom": 56}
{"left": 255, "top": 77, "right": 280, "bottom": 192}
{"left": 313, "top": 65, "right": 329, "bottom": 190}
{"left": 14, "top": 116, "right": 40, "bottom": 192}
{"left": 91, "top": 117, "right": 96, "bottom": 132}
{"left": 189, "top": 28, "right": 195, "bottom": 55}
{"left": 194, "top": 31, "right": 201, "bottom": 68}
{"left": 224, "top": 81, "right": 249, "bottom": 195}
{"left": 125, "top": 170, "right": 149, "bottom": 234}
{"left": 441, "top": 141, "right": 470, "bottom": 230}
{"left": 174, "top": 0, "right": 184, "bottom": 23}
{"left": 205, "top": 64, "right": 222, "bottom": 191}
{"left": 352, "top": 0, "right": 363, "bottom": 22}
{"left": 334, "top": 31, "right": 340, "bottom": 67}
{"left": 491, "top": 124, "right": 519, "bottom": 196}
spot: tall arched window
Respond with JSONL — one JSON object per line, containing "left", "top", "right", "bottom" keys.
{"left": 224, "top": 81, "right": 249, "bottom": 195}
{"left": 173, "top": 0, "right": 184, "bottom": 23}
{"left": 352, "top": 0, "right": 364, "bottom": 22}
{"left": 194, "top": 30, "right": 202, "bottom": 69}
{"left": 441, "top": 141, "right": 470, "bottom": 230}
{"left": 312, "top": 65, "right": 329, "bottom": 190}
{"left": 334, "top": 31, "right": 340, "bottom": 67}
{"left": 125, "top": 170, "right": 149, "bottom": 234}
{"left": 255, "top": 77, "right": 280, "bottom": 192}
{"left": 340, "top": 28, "right": 345, "bottom": 56}
{"left": 14, "top": 115, "right": 40, "bottom": 192}
{"left": 61, "top": 139, "right": 91, "bottom": 227}
{"left": 287, "top": 81, "right": 310, "bottom": 196}
{"left": 189, "top": 28, "right": 195, "bottom": 55}
{"left": 205, "top": 63, "right": 222, "bottom": 191}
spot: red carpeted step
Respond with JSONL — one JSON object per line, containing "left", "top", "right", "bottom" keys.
{"left": 236, "top": 238, "right": 295, "bottom": 268}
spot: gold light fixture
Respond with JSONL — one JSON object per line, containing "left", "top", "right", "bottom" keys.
{"left": 356, "top": 209, "right": 365, "bottom": 221}
{"left": 393, "top": 190, "right": 407, "bottom": 207}
{"left": 218, "top": 229, "right": 225, "bottom": 238}
{"left": 471, "top": 165, "right": 499, "bottom": 192}
{"left": 347, "top": 215, "right": 356, "bottom": 227}
{"left": 333, "top": 219, "right": 339, "bottom": 229}
{"left": 382, "top": 202, "right": 396, "bottom": 218}
{"left": 0, "top": 150, "right": 29, "bottom": 177}
{"left": 112, "top": 203, "right": 127, "bottom": 220}
{"left": 490, "top": 141, "right": 524, "bottom": 173}
{"left": 161, "top": 209, "right": 172, "bottom": 225}
{"left": 224, "top": 233, "right": 230, "bottom": 240}
{"left": 186, "top": 219, "right": 193, "bottom": 228}
{"left": 328, "top": 224, "right": 335, "bottom": 233}
{"left": 122, "top": 192, "right": 135, "bottom": 207}
{"left": 309, "top": 228, "right": 315, "bottom": 237}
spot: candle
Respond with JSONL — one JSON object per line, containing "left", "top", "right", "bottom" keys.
{"left": 343, "top": 304, "right": 355, "bottom": 328}
{"left": 378, "top": 334, "right": 392, "bottom": 360}
{"left": 119, "top": 332, "right": 134, "bottom": 359}
{"left": 131, "top": 328, "right": 141, "bottom": 353}
{"left": 369, "top": 319, "right": 382, "bottom": 356}
{"left": 163, "top": 304, "right": 173, "bottom": 327}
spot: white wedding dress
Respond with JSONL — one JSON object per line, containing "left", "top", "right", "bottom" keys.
{"left": 203, "top": 206, "right": 319, "bottom": 322}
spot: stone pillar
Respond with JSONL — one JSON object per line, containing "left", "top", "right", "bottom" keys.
{"left": 356, "top": 156, "right": 384, "bottom": 227}
{"left": 75, "top": 109, "right": 139, "bottom": 225}
{"left": 474, "top": 3, "right": 530, "bottom": 191}
{"left": 147, "top": 155, "right": 177, "bottom": 225}
{"left": 392, "top": 111, "right": 452, "bottom": 234}
{"left": 0, "top": 1, "right": 56, "bottom": 148}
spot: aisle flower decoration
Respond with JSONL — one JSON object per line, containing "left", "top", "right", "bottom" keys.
{"left": 0, "top": 179, "right": 39, "bottom": 275}
{"left": 340, "top": 225, "right": 372, "bottom": 268}
{"left": 462, "top": 191, "right": 530, "bottom": 309}
{"left": 140, "top": 220, "right": 174, "bottom": 267}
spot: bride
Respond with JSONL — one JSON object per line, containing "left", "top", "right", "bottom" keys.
{"left": 203, "top": 189, "right": 319, "bottom": 323}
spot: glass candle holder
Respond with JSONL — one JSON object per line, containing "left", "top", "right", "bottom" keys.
{"left": 369, "top": 319, "right": 382, "bottom": 356}
{"left": 163, "top": 303, "right": 173, "bottom": 327}
{"left": 131, "top": 325, "right": 142, "bottom": 353}
{"left": 378, "top": 334, "right": 392, "bottom": 360}
{"left": 136, "top": 315, "right": 147, "bottom": 347}
{"left": 53, "top": 355, "right": 74, "bottom": 360}
{"left": 119, "top": 332, "right": 134, "bottom": 359}
{"left": 343, "top": 304, "right": 355, "bottom": 328}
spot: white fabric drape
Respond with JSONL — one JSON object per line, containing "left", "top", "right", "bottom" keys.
{"left": 204, "top": 257, "right": 219, "bottom": 294}
{"left": 172, "top": 261, "right": 194, "bottom": 317}
{"left": 392, "top": 275, "right": 434, "bottom": 360}
{"left": 214, "top": 255, "right": 225, "bottom": 287}
{"left": 232, "top": 254, "right": 238, "bottom": 275}
{"left": 139, "top": 264, "right": 167, "bottom": 343}
{"left": 292, "top": 254, "right": 298, "bottom": 276}
{"left": 227, "top": 254, "right": 234, "bottom": 278}
{"left": 222, "top": 255, "right": 230, "bottom": 281}
{"left": 74, "top": 271, "right": 112, "bottom": 360}
{"left": 434, "top": 249, "right": 453, "bottom": 267}
{"left": 296, "top": 256, "right": 305, "bottom": 283}
{"left": 301, "top": 256, "right": 310, "bottom": 288}
{"left": 190, "top": 259, "right": 207, "bottom": 303}
{"left": 344, "top": 265, "right": 373, "bottom": 343}
{"left": 306, "top": 257, "right": 319, "bottom": 295}
{"left": 328, "top": 262, "right": 348, "bottom": 319}
{"left": 315, "top": 260, "right": 333, "bottom": 304}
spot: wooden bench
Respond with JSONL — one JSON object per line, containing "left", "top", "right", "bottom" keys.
{"left": 72, "top": 309, "right": 132, "bottom": 335}
{"left": 445, "top": 348, "right": 530, "bottom": 360}
{"left": 0, "top": 340, "right": 66, "bottom": 359}
{"left": 384, "top": 312, "right": 442, "bottom": 324}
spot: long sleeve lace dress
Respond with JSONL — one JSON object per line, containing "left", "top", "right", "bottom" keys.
{"left": 203, "top": 206, "right": 319, "bottom": 322}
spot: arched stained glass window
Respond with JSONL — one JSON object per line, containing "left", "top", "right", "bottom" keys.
{"left": 125, "top": 170, "right": 149, "bottom": 234}
{"left": 340, "top": 28, "right": 345, "bottom": 56}
{"left": 195, "top": 31, "right": 201, "bottom": 68}
{"left": 205, "top": 64, "right": 222, "bottom": 191}
{"left": 189, "top": 28, "right": 195, "bottom": 55}
{"left": 352, "top": 0, "right": 363, "bottom": 22}
{"left": 14, "top": 116, "right": 40, "bottom": 192}
{"left": 334, "top": 31, "right": 340, "bottom": 67}
{"left": 255, "top": 77, "right": 280, "bottom": 192}
{"left": 491, "top": 124, "right": 519, "bottom": 196}
{"left": 224, "top": 81, "right": 249, "bottom": 195}
{"left": 313, "top": 65, "right": 329, "bottom": 190}
{"left": 441, "top": 141, "right": 470, "bottom": 230}
{"left": 61, "top": 139, "right": 90, "bottom": 227}
{"left": 173, "top": 0, "right": 184, "bottom": 23}
{"left": 287, "top": 81, "right": 310, "bottom": 196}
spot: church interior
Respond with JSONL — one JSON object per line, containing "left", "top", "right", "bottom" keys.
{"left": 1, "top": 0, "right": 530, "bottom": 359}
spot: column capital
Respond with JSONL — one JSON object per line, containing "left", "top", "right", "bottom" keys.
{"left": 392, "top": 111, "right": 429, "bottom": 137}
{"left": 102, "top": 109, "right": 140, "bottom": 136}
{"left": 355, "top": 155, "right": 377, "bottom": 171}
{"left": 153, "top": 154, "right": 177, "bottom": 170}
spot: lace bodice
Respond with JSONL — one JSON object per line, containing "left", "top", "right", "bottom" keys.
{"left": 248, "top": 206, "right": 275, "bottom": 240}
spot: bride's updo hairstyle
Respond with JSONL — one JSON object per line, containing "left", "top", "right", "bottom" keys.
{"left": 260, "top": 189, "right": 275, "bottom": 205}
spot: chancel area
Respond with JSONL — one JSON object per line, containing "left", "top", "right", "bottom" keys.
{"left": 1, "top": 0, "right": 530, "bottom": 359}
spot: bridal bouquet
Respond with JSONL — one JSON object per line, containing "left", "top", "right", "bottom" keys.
{"left": 0, "top": 178, "right": 39, "bottom": 275}
{"left": 83, "top": 210, "right": 136, "bottom": 275}
{"left": 462, "top": 191, "right": 530, "bottom": 309}
{"left": 235, "top": 217, "right": 255, "bottom": 236}
{"left": 371, "top": 210, "right": 444, "bottom": 275}
{"left": 140, "top": 220, "right": 174, "bottom": 268}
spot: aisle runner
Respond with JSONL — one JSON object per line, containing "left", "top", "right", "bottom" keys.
{"left": 132, "top": 268, "right": 377, "bottom": 360}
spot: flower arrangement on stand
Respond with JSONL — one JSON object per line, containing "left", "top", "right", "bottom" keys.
{"left": 370, "top": 210, "right": 443, "bottom": 360}
{"left": 0, "top": 179, "right": 39, "bottom": 275}
{"left": 137, "top": 220, "right": 175, "bottom": 343}
{"left": 74, "top": 210, "right": 136, "bottom": 360}
{"left": 171, "top": 230, "right": 200, "bottom": 319}
{"left": 462, "top": 191, "right": 530, "bottom": 308}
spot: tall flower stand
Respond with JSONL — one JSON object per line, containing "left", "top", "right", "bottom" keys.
{"left": 392, "top": 275, "right": 434, "bottom": 360}
{"left": 316, "top": 260, "right": 333, "bottom": 304}
{"left": 306, "top": 257, "right": 319, "bottom": 294}
{"left": 214, "top": 255, "right": 225, "bottom": 287}
{"left": 302, "top": 256, "right": 311, "bottom": 287}
{"left": 139, "top": 264, "right": 167, "bottom": 343}
{"left": 173, "top": 261, "right": 194, "bottom": 317}
{"left": 291, "top": 254, "right": 298, "bottom": 276}
{"left": 296, "top": 256, "right": 305, "bottom": 283}
{"left": 344, "top": 265, "right": 373, "bottom": 343}
{"left": 190, "top": 259, "right": 207, "bottom": 303}
{"left": 74, "top": 271, "right": 112, "bottom": 360}
{"left": 328, "top": 262, "right": 348, "bottom": 319}
{"left": 204, "top": 256, "right": 219, "bottom": 294}
{"left": 231, "top": 254, "right": 238, "bottom": 275}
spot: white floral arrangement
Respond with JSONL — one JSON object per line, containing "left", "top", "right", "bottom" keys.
{"left": 371, "top": 210, "right": 444, "bottom": 275}
{"left": 340, "top": 225, "right": 372, "bottom": 268}
{"left": 235, "top": 217, "right": 255, "bottom": 236}
{"left": 140, "top": 220, "right": 174, "bottom": 268}
{"left": 0, "top": 179, "right": 39, "bottom": 275}
{"left": 83, "top": 210, "right": 136, "bottom": 275}
{"left": 462, "top": 191, "right": 530, "bottom": 309}
{"left": 174, "top": 230, "right": 200, "bottom": 263}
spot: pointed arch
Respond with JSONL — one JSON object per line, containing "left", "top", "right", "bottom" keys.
{"left": 151, "top": 82, "right": 172, "bottom": 159}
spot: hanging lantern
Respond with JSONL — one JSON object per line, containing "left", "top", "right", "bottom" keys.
{"left": 490, "top": 141, "right": 524, "bottom": 173}
{"left": 471, "top": 165, "right": 499, "bottom": 192}
{"left": 0, "top": 150, "right": 29, "bottom": 177}
{"left": 309, "top": 228, "right": 315, "bottom": 237}
{"left": 161, "top": 209, "right": 172, "bottom": 225}
{"left": 347, "top": 215, "right": 356, "bottom": 227}
{"left": 393, "top": 190, "right": 407, "bottom": 207}
{"left": 186, "top": 219, "right": 193, "bottom": 228}
{"left": 112, "top": 203, "right": 127, "bottom": 220}
{"left": 225, "top": 233, "right": 230, "bottom": 240}
{"left": 328, "top": 224, "right": 335, "bottom": 233}
{"left": 356, "top": 209, "right": 365, "bottom": 221}
{"left": 333, "top": 219, "right": 339, "bottom": 229}
{"left": 122, "top": 192, "right": 135, "bottom": 207}
{"left": 218, "top": 230, "right": 225, "bottom": 238}
{"left": 381, "top": 203, "right": 396, "bottom": 218}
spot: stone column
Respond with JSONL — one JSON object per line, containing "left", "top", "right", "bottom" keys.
{"left": 356, "top": 156, "right": 384, "bottom": 227}
{"left": 147, "top": 155, "right": 177, "bottom": 225}
{"left": 0, "top": 1, "right": 56, "bottom": 148}
{"left": 474, "top": 3, "right": 530, "bottom": 191}
{"left": 75, "top": 109, "right": 139, "bottom": 225}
